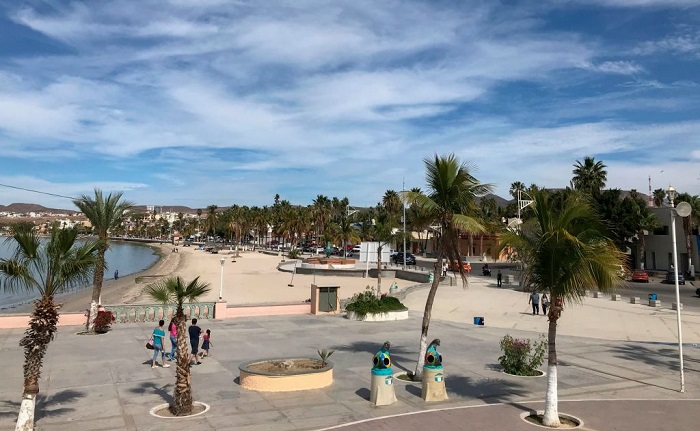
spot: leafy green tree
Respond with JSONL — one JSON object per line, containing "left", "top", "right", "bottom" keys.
{"left": 404, "top": 154, "right": 491, "bottom": 380}
{"left": 500, "top": 190, "right": 624, "bottom": 426}
{"left": 73, "top": 188, "right": 133, "bottom": 331}
{"left": 1, "top": 225, "right": 99, "bottom": 396}
{"left": 146, "top": 276, "right": 211, "bottom": 416}
{"left": 572, "top": 156, "right": 607, "bottom": 194}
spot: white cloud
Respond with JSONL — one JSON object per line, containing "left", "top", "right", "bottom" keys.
{"left": 580, "top": 60, "right": 644, "bottom": 75}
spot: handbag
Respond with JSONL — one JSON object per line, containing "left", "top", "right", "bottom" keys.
{"left": 146, "top": 335, "right": 155, "bottom": 350}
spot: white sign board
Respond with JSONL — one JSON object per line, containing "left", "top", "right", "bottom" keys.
{"left": 359, "top": 242, "right": 391, "bottom": 263}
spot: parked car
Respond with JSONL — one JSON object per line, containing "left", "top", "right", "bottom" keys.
{"left": 448, "top": 260, "right": 471, "bottom": 272}
{"left": 665, "top": 271, "right": 685, "bottom": 285}
{"left": 630, "top": 269, "right": 649, "bottom": 283}
{"left": 352, "top": 245, "right": 362, "bottom": 256}
{"left": 392, "top": 252, "right": 416, "bottom": 265}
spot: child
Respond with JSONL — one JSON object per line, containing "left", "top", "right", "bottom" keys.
{"left": 200, "top": 329, "right": 212, "bottom": 358}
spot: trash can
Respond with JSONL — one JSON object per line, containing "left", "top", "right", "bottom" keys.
{"left": 649, "top": 293, "right": 657, "bottom": 301}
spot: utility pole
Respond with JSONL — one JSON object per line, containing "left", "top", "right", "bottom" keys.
{"left": 403, "top": 178, "right": 407, "bottom": 270}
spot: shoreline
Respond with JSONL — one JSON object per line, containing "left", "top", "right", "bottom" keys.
{"left": 5, "top": 243, "right": 180, "bottom": 314}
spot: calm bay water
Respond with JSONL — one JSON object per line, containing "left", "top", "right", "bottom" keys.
{"left": 0, "top": 239, "right": 159, "bottom": 309}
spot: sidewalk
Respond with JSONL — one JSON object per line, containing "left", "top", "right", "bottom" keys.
{"left": 1, "top": 304, "right": 699, "bottom": 430}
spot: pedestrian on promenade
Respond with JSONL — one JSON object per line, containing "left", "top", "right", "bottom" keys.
{"left": 151, "top": 319, "right": 170, "bottom": 368}
{"left": 442, "top": 262, "right": 447, "bottom": 277}
{"left": 497, "top": 270, "right": 502, "bottom": 287}
{"left": 188, "top": 318, "right": 202, "bottom": 365}
{"left": 114, "top": 269, "right": 119, "bottom": 280}
{"left": 167, "top": 319, "right": 177, "bottom": 361}
{"left": 541, "top": 293, "right": 549, "bottom": 316}
{"left": 528, "top": 291, "right": 540, "bottom": 315}
{"left": 200, "top": 329, "right": 213, "bottom": 358}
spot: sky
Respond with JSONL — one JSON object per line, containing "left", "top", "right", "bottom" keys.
{"left": 0, "top": 0, "right": 699, "bottom": 210}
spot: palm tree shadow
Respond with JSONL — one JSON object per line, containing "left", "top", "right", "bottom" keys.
{"left": 609, "top": 343, "right": 700, "bottom": 373}
{"left": 445, "top": 375, "right": 529, "bottom": 402}
{"left": 34, "top": 389, "right": 86, "bottom": 421}
{"left": 329, "top": 341, "right": 412, "bottom": 355}
{"left": 127, "top": 382, "right": 173, "bottom": 404}
{"left": 0, "top": 399, "right": 19, "bottom": 418}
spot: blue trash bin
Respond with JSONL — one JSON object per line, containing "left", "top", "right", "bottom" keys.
{"left": 649, "top": 293, "right": 657, "bottom": 301}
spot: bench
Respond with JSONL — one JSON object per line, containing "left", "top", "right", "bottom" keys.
{"left": 630, "top": 297, "right": 641, "bottom": 304}
{"left": 611, "top": 294, "right": 621, "bottom": 301}
{"left": 649, "top": 299, "right": 661, "bottom": 307}
{"left": 672, "top": 302, "right": 683, "bottom": 311}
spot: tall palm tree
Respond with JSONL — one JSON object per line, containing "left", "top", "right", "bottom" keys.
{"left": 404, "top": 154, "right": 491, "bottom": 380}
{"left": 382, "top": 190, "right": 402, "bottom": 217}
{"left": 206, "top": 205, "right": 218, "bottom": 237}
{"left": 675, "top": 193, "right": 700, "bottom": 272}
{"left": 146, "top": 276, "right": 211, "bottom": 416}
{"left": 500, "top": 191, "right": 624, "bottom": 427}
{"left": 509, "top": 181, "right": 526, "bottom": 200}
{"left": 1, "top": 224, "right": 99, "bottom": 396}
{"left": 407, "top": 187, "right": 433, "bottom": 253}
{"left": 653, "top": 188, "right": 666, "bottom": 208}
{"left": 73, "top": 188, "right": 133, "bottom": 331}
{"left": 312, "top": 195, "right": 332, "bottom": 247}
{"left": 572, "top": 156, "right": 607, "bottom": 194}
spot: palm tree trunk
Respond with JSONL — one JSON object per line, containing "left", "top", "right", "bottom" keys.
{"left": 172, "top": 309, "right": 193, "bottom": 416}
{"left": 376, "top": 246, "right": 383, "bottom": 297}
{"left": 88, "top": 244, "right": 107, "bottom": 331}
{"left": 21, "top": 296, "right": 60, "bottom": 395}
{"left": 683, "top": 219, "right": 692, "bottom": 272}
{"left": 543, "top": 298, "right": 561, "bottom": 427}
{"left": 638, "top": 229, "right": 646, "bottom": 270}
{"left": 413, "top": 258, "right": 442, "bottom": 381}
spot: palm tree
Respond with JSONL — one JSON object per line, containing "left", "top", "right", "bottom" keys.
{"left": 146, "top": 276, "right": 211, "bottom": 416}
{"left": 675, "top": 193, "right": 700, "bottom": 273}
{"left": 382, "top": 190, "right": 402, "bottom": 217}
{"left": 369, "top": 209, "right": 400, "bottom": 296}
{"left": 509, "top": 181, "right": 526, "bottom": 200}
{"left": 0, "top": 224, "right": 99, "bottom": 396}
{"left": 404, "top": 154, "right": 491, "bottom": 380}
{"left": 73, "top": 188, "right": 133, "bottom": 331}
{"left": 500, "top": 190, "right": 624, "bottom": 427}
{"left": 653, "top": 188, "right": 666, "bottom": 208}
{"left": 572, "top": 156, "right": 607, "bottom": 194}
{"left": 206, "top": 205, "right": 218, "bottom": 237}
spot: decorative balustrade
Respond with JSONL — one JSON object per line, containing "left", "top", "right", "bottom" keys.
{"left": 104, "top": 302, "right": 216, "bottom": 323}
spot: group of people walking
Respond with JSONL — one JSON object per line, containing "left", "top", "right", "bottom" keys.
{"left": 149, "top": 318, "right": 213, "bottom": 368}
{"left": 528, "top": 291, "right": 549, "bottom": 316}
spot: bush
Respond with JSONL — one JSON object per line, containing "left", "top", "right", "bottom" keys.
{"left": 498, "top": 334, "right": 546, "bottom": 376}
{"left": 288, "top": 249, "right": 300, "bottom": 259}
{"left": 345, "top": 286, "right": 407, "bottom": 317}
{"left": 93, "top": 310, "right": 116, "bottom": 333}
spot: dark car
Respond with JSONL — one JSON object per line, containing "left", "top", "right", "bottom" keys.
{"left": 392, "top": 252, "right": 416, "bottom": 265}
{"left": 665, "top": 271, "right": 685, "bottom": 285}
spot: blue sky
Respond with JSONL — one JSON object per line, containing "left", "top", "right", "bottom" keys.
{"left": 1, "top": 0, "right": 699, "bottom": 210}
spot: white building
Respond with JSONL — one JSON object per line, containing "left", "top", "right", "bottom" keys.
{"left": 640, "top": 207, "right": 698, "bottom": 275}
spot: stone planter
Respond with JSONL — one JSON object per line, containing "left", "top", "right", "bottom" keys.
{"left": 520, "top": 410, "right": 583, "bottom": 429}
{"left": 345, "top": 309, "right": 409, "bottom": 322}
{"left": 502, "top": 369, "right": 546, "bottom": 378}
{"left": 239, "top": 358, "right": 333, "bottom": 392}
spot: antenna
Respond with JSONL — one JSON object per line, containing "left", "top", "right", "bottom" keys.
{"left": 648, "top": 175, "right": 653, "bottom": 207}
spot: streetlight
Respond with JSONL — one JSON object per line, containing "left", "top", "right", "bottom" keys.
{"left": 667, "top": 185, "right": 692, "bottom": 393}
{"left": 218, "top": 256, "right": 225, "bottom": 301}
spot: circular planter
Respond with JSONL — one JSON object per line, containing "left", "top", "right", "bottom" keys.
{"left": 502, "top": 369, "right": 546, "bottom": 378}
{"left": 149, "top": 401, "right": 210, "bottom": 419}
{"left": 239, "top": 358, "right": 333, "bottom": 392}
{"left": 345, "top": 309, "right": 409, "bottom": 322}
{"left": 519, "top": 410, "right": 583, "bottom": 429}
{"left": 392, "top": 371, "right": 417, "bottom": 383}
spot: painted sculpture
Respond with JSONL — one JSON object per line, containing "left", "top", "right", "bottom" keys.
{"left": 422, "top": 338, "right": 448, "bottom": 401}
{"left": 370, "top": 341, "right": 396, "bottom": 406}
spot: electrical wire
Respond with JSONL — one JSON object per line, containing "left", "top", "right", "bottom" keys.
{"left": 0, "top": 183, "right": 76, "bottom": 200}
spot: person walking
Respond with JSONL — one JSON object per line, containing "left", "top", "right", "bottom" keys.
{"left": 528, "top": 291, "right": 540, "bottom": 315}
{"left": 541, "top": 293, "right": 549, "bottom": 316}
{"left": 200, "top": 329, "right": 213, "bottom": 358}
{"left": 188, "top": 318, "right": 202, "bottom": 365}
{"left": 151, "top": 319, "right": 170, "bottom": 368}
{"left": 442, "top": 262, "right": 447, "bottom": 277}
{"left": 167, "top": 319, "right": 177, "bottom": 361}
{"left": 497, "top": 270, "right": 502, "bottom": 287}
{"left": 114, "top": 269, "right": 119, "bottom": 280}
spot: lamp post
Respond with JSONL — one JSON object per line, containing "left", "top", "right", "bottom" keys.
{"left": 667, "top": 185, "right": 692, "bottom": 393}
{"left": 218, "top": 256, "right": 225, "bottom": 301}
{"left": 402, "top": 178, "right": 407, "bottom": 270}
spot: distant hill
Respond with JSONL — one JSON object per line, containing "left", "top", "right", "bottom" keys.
{"left": 0, "top": 203, "right": 79, "bottom": 214}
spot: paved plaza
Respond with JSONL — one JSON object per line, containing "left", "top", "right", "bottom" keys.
{"left": 1, "top": 284, "right": 700, "bottom": 430}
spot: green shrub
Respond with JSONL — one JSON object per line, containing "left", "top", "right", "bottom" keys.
{"left": 288, "top": 249, "right": 300, "bottom": 259}
{"left": 498, "top": 334, "right": 546, "bottom": 376}
{"left": 345, "top": 286, "right": 407, "bottom": 317}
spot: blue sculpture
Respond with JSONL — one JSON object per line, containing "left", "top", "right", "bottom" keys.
{"left": 424, "top": 338, "right": 442, "bottom": 369}
{"left": 372, "top": 341, "right": 393, "bottom": 376}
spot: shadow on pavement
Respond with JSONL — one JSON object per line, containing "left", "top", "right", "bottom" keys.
{"left": 127, "top": 382, "right": 173, "bottom": 404}
{"left": 445, "top": 375, "right": 529, "bottom": 402}
{"left": 34, "top": 389, "right": 86, "bottom": 421}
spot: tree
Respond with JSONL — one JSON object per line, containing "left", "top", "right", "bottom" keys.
{"left": 675, "top": 193, "right": 700, "bottom": 273}
{"left": 404, "top": 154, "right": 491, "bottom": 380}
{"left": 206, "top": 205, "right": 218, "bottom": 237}
{"left": 653, "top": 188, "right": 666, "bottom": 208}
{"left": 0, "top": 224, "right": 99, "bottom": 396}
{"left": 73, "top": 188, "right": 133, "bottom": 331}
{"left": 382, "top": 190, "right": 402, "bottom": 217}
{"left": 572, "top": 156, "right": 607, "bottom": 194}
{"left": 500, "top": 190, "right": 624, "bottom": 427}
{"left": 146, "top": 276, "right": 211, "bottom": 416}
{"left": 369, "top": 208, "right": 400, "bottom": 297}
{"left": 509, "top": 181, "right": 526, "bottom": 200}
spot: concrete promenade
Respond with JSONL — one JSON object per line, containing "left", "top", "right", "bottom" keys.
{"left": 1, "top": 272, "right": 699, "bottom": 430}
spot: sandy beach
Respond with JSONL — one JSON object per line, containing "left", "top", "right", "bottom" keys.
{"left": 37, "top": 244, "right": 417, "bottom": 313}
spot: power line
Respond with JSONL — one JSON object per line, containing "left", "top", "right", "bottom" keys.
{"left": 0, "top": 183, "right": 76, "bottom": 200}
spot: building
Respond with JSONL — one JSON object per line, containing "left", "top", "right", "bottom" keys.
{"left": 639, "top": 207, "right": 698, "bottom": 274}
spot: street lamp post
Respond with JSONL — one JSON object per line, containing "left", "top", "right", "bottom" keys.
{"left": 219, "top": 256, "right": 225, "bottom": 301}
{"left": 667, "top": 185, "right": 692, "bottom": 393}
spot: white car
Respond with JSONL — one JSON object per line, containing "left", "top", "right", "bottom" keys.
{"left": 352, "top": 245, "right": 361, "bottom": 255}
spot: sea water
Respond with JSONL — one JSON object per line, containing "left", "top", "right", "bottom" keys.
{"left": 0, "top": 239, "right": 159, "bottom": 310}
